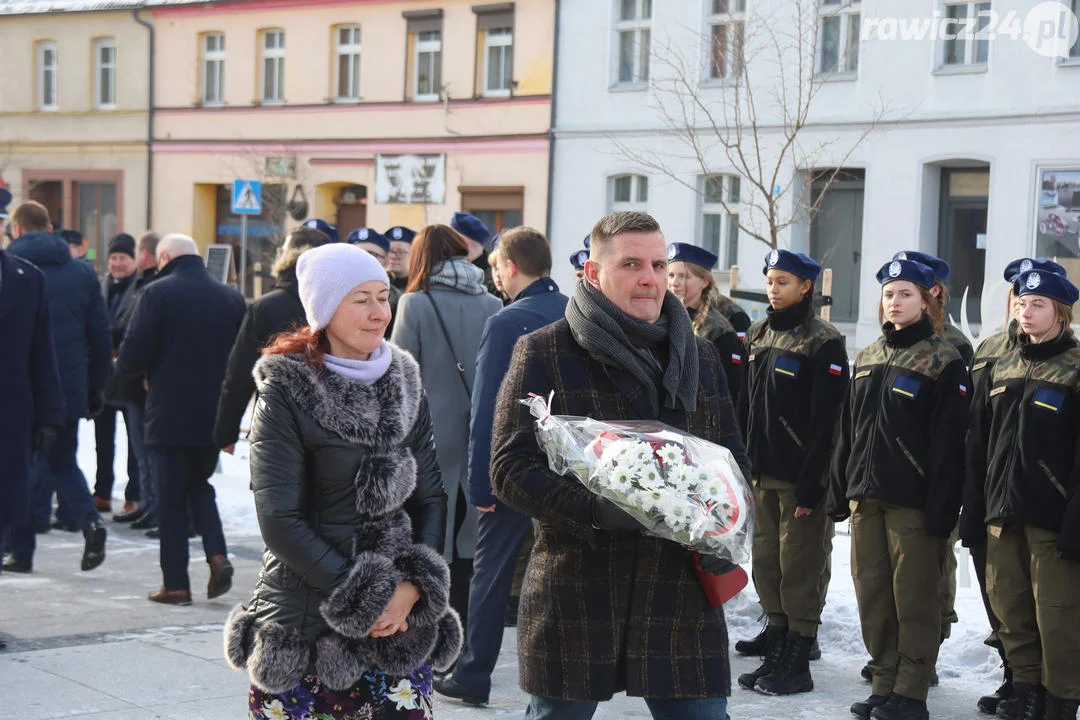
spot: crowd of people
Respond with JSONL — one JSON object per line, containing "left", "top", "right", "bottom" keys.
{"left": 2, "top": 185, "right": 1078, "bottom": 720}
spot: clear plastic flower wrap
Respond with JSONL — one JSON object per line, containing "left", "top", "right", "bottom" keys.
{"left": 522, "top": 392, "right": 754, "bottom": 564}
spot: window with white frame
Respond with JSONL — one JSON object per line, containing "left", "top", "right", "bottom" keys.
{"left": 707, "top": 0, "right": 745, "bottom": 80}
{"left": 700, "top": 174, "right": 741, "bottom": 269}
{"left": 94, "top": 38, "right": 116, "bottom": 108}
{"left": 38, "top": 41, "right": 58, "bottom": 110}
{"left": 336, "top": 26, "right": 361, "bottom": 101}
{"left": 202, "top": 33, "right": 225, "bottom": 105}
{"left": 262, "top": 29, "right": 284, "bottom": 104}
{"left": 609, "top": 174, "right": 649, "bottom": 211}
{"left": 941, "top": 1, "right": 991, "bottom": 67}
{"left": 819, "top": 0, "right": 861, "bottom": 75}
{"left": 484, "top": 27, "right": 513, "bottom": 97}
{"left": 615, "top": 0, "right": 651, "bottom": 85}
{"left": 1070, "top": 0, "right": 1080, "bottom": 58}
{"left": 414, "top": 30, "right": 442, "bottom": 101}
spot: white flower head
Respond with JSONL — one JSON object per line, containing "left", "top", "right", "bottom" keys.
{"left": 262, "top": 700, "right": 290, "bottom": 720}
{"left": 635, "top": 489, "right": 666, "bottom": 514}
{"left": 610, "top": 467, "right": 634, "bottom": 491}
{"left": 635, "top": 463, "right": 664, "bottom": 491}
{"left": 388, "top": 678, "right": 420, "bottom": 710}
{"left": 661, "top": 496, "right": 691, "bottom": 529}
{"left": 656, "top": 443, "right": 684, "bottom": 467}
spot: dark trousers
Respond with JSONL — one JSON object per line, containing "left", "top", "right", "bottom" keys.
{"left": 94, "top": 405, "right": 140, "bottom": 503}
{"left": 449, "top": 487, "right": 474, "bottom": 633}
{"left": 451, "top": 503, "right": 532, "bottom": 694}
{"left": 126, "top": 401, "right": 155, "bottom": 518}
{"left": 11, "top": 420, "right": 100, "bottom": 562}
{"left": 148, "top": 446, "right": 227, "bottom": 591}
{"left": 971, "top": 541, "right": 1003, "bottom": 651}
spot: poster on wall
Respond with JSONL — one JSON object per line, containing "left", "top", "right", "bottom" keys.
{"left": 1036, "top": 168, "right": 1080, "bottom": 258}
{"left": 374, "top": 154, "right": 446, "bottom": 204}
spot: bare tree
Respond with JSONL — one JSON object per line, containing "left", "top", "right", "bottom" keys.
{"left": 611, "top": 0, "right": 891, "bottom": 250}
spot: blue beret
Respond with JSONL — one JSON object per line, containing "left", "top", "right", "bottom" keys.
{"left": 570, "top": 249, "right": 589, "bottom": 270}
{"left": 583, "top": 233, "right": 591, "bottom": 250}
{"left": 1004, "top": 257, "right": 1067, "bottom": 283}
{"left": 763, "top": 248, "right": 821, "bottom": 281}
{"left": 302, "top": 219, "right": 339, "bottom": 244}
{"left": 893, "top": 251, "right": 949, "bottom": 282}
{"left": 668, "top": 242, "right": 718, "bottom": 270}
{"left": 385, "top": 226, "right": 417, "bottom": 244}
{"left": 0, "top": 187, "right": 11, "bottom": 217}
{"left": 490, "top": 233, "right": 501, "bottom": 252}
{"left": 450, "top": 212, "right": 491, "bottom": 245}
{"left": 1014, "top": 269, "right": 1079, "bottom": 305}
{"left": 876, "top": 259, "right": 935, "bottom": 290}
{"left": 347, "top": 228, "right": 390, "bottom": 255}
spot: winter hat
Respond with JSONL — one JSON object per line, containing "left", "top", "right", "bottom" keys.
{"left": 108, "top": 233, "right": 136, "bottom": 258}
{"left": 1004, "top": 257, "right": 1067, "bottom": 283}
{"left": 302, "top": 218, "right": 340, "bottom": 244}
{"left": 893, "top": 250, "right": 949, "bottom": 283}
{"left": 60, "top": 229, "right": 84, "bottom": 247}
{"left": 876, "top": 258, "right": 935, "bottom": 290}
{"left": 450, "top": 212, "right": 491, "bottom": 246}
{"left": 764, "top": 248, "right": 821, "bottom": 282}
{"left": 1014, "top": 268, "right": 1079, "bottom": 306}
{"left": 296, "top": 243, "right": 390, "bottom": 331}
{"left": 583, "top": 233, "right": 591, "bottom": 250}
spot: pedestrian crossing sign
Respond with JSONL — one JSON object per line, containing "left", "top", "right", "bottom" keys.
{"left": 232, "top": 179, "right": 262, "bottom": 215}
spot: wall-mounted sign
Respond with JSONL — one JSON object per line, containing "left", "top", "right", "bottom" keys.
{"left": 266, "top": 156, "right": 297, "bottom": 179}
{"left": 374, "top": 154, "right": 446, "bottom": 204}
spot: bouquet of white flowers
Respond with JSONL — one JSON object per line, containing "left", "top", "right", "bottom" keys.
{"left": 522, "top": 393, "right": 753, "bottom": 564}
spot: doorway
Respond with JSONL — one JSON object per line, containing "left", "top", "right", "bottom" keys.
{"left": 810, "top": 169, "right": 865, "bottom": 322}
{"left": 938, "top": 167, "right": 989, "bottom": 324}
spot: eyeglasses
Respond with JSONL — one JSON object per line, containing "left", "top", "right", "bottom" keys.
{"left": 388, "top": 249, "right": 410, "bottom": 257}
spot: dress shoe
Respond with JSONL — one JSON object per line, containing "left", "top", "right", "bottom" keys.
{"left": 148, "top": 587, "right": 193, "bottom": 605}
{"left": 114, "top": 503, "right": 142, "bottom": 523}
{"left": 130, "top": 512, "right": 158, "bottom": 530}
{"left": 2, "top": 556, "right": 32, "bottom": 573}
{"left": 207, "top": 554, "right": 234, "bottom": 599}
{"left": 433, "top": 675, "right": 489, "bottom": 706}
{"left": 93, "top": 496, "right": 112, "bottom": 512}
{"left": 81, "top": 521, "right": 107, "bottom": 571}
{"left": 51, "top": 519, "right": 78, "bottom": 532}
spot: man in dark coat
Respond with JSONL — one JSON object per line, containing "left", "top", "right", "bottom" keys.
{"left": 0, "top": 236, "right": 65, "bottom": 585}
{"left": 115, "top": 234, "right": 246, "bottom": 605}
{"left": 4, "top": 201, "right": 110, "bottom": 573}
{"left": 213, "top": 225, "right": 332, "bottom": 452}
{"left": 490, "top": 211, "right": 749, "bottom": 719}
{"left": 436, "top": 227, "right": 568, "bottom": 706}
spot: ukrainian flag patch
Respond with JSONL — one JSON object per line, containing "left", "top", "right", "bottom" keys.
{"left": 774, "top": 355, "right": 801, "bottom": 379}
{"left": 891, "top": 375, "right": 922, "bottom": 399}
{"left": 1032, "top": 387, "right": 1064, "bottom": 414}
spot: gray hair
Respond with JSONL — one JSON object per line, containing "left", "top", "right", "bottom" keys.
{"left": 157, "top": 233, "right": 199, "bottom": 261}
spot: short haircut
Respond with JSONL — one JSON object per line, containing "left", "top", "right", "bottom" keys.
{"left": 589, "top": 211, "right": 661, "bottom": 260}
{"left": 11, "top": 201, "right": 51, "bottom": 233}
{"left": 60, "top": 229, "right": 84, "bottom": 247}
{"left": 498, "top": 226, "right": 552, "bottom": 277}
{"left": 138, "top": 231, "right": 161, "bottom": 255}
{"left": 158, "top": 233, "right": 199, "bottom": 258}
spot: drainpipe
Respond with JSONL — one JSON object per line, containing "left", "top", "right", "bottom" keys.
{"left": 133, "top": 7, "right": 155, "bottom": 229}
{"left": 544, "top": 0, "right": 561, "bottom": 238}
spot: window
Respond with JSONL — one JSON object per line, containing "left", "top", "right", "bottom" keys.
{"left": 1070, "top": 0, "right": 1080, "bottom": 59}
{"left": 609, "top": 174, "right": 649, "bottom": 211}
{"left": 94, "top": 38, "right": 116, "bottom": 108}
{"left": 707, "top": 0, "right": 745, "bottom": 80}
{"left": 941, "top": 1, "right": 991, "bottom": 67}
{"left": 615, "top": 0, "right": 651, "bottom": 85}
{"left": 261, "top": 29, "right": 284, "bottom": 104}
{"left": 336, "top": 26, "right": 361, "bottom": 101}
{"left": 202, "top": 32, "right": 225, "bottom": 105}
{"left": 484, "top": 27, "right": 513, "bottom": 96}
{"left": 462, "top": 185, "right": 525, "bottom": 233}
{"left": 38, "top": 41, "right": 58, "bottom": 110}
{"left": 414, "top": 30, "right": 442, "bottom": 101}
{"left": 700, "top": 174, "right": 741, "bottom": 269}
{"left": 819, "top": 0, "right": 861, "bottom": 75}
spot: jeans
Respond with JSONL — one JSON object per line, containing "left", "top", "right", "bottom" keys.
{"left": 525, "top": 695, "right": 730, "bottom": 720}
{"left": 126, "top": 401, "right": 155, "bottom": 518}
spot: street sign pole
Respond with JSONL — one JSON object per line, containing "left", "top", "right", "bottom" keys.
{"left": 240, "top": 214, "right": 248, "bottom": 296}
{"left": 231, "top": 178, "right": 262, "bottom": 297}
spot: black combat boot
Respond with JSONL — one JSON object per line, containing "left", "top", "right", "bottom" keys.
{"left": 737, "top": 625, "right": 786, "bottom": 690}
{"left": 871, "top": 692, "right": 930, "bottom": 720}
{"left": 1002, "top": 683, "right": 1045, "bottom": 720}
{"left": 1045, "top": 693, "right": 1079, "bottom": 720}
{"left": 979, "top": 664, "right": 1014, "bottom": 715}
{"left": 754, "top": 631, "right": 815, "bottom": 695}
{"left": 735, "top": 626, "right": 768, "bottom": 656}
{"left": 851, "top": 694, "right": 889, "bottom": 720}
{"left": 862, "top": 662, "right": 874, "bottom": 682}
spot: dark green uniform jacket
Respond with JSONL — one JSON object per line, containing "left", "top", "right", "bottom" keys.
{"left": 716, "top": 294, "right": 751, "bottom": 336}
{"left": 828, "top": 316, "right": 970, "bottom": 536}
{"left": 689, "top": 303, "right": 744, "bottom": 404}
{"left": 738, "top": 295, "right": 850, "bottom": 508}
{"left": 965, "top": 331, "right": 1080, "bottom": 558}
{"left": 943, "top": 323, "right": 975, "bottom": 368}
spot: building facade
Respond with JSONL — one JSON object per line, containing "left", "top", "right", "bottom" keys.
{"left": 549, "top": 0, "right": 1080, "bottom": 346}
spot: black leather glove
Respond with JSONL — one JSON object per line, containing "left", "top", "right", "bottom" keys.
{"left": 698, "top": 554, "right": 739, "bottom": 576}
{"left": 34, "top": 426, "right": 59, "bottom": 461}
{"left": 88, "top": 391, "right": 105, "bottom": 419}
{"left": 591, "top": 497, "right": 643, "bottom": 531}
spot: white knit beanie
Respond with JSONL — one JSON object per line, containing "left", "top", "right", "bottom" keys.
{"left": 296, "top": 243, "right": 390, "bottom": 331}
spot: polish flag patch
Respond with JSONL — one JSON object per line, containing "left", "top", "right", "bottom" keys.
{"left": 828, "top": 364, "right": 843, "bottom": 376}
{"left": 959, "top": 384, "right": 968, "bottom": 397}
{"left": 731, "top": 354, "right": 742, "bottom": 364}
{"left": 737, "top": 332, "right": 746, "bottom": 341}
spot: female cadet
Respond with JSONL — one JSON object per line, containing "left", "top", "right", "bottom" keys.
{"left": 734, "top": 248, "right": 849, "bottom": 697}
{"left": 570, "top": 249, "right": 588, "bottom": 282}
{"left": 829, "top": 258, "right": 969, "bottom": 720}
{"left": 966, "top": 267, "right": 1080, "bottom": 720}
{"left": 960, "top": 257, "right": 1064, "bottom": 718}
{"left": 666, "top": 242, "right": 744, "bottom": 403}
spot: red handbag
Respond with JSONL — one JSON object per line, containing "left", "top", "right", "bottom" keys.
{"left": 692, "top": 553, "right": 749, "bottom": 608}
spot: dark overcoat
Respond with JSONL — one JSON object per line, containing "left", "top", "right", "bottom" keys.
{"left": 490, "top": 318, "right": 750, "bottom": 701}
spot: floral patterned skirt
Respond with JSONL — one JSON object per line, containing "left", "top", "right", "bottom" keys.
{"left": 249, "top": 666, "right": 434, "bottom": 720}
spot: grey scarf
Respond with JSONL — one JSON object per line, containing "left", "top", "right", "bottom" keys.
{"left": 429, "top": 256, "right": 487, "bottom": 295}
{"left": 566, "top": 279, "right": 699, "bottom": 415}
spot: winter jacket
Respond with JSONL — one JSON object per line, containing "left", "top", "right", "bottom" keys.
{"left": 7, "top": 232, "right": 111, "bottom": 421}
{"left": 213, "top": 271, "right": 305, "bottom": 449}
{"left": 690, "top": 303, "right": 744, "bottom": 404}
{"left": 224, "top": 348, "right": 460, "bottom": 694}
{"left": 965, "top": 332, "right": 1080, "bottom": 558}
{"left": 490, "top": 318, "right": 750, "bottom": 701}
{"left": 828, "top": 316, "right": 970, "bottom": 537}
{"left": 0, "top": 250, "right": 65, "bottom": 526}
{"left": 106, "top": 267, "right": 161, "bottom": 406}
{"left": 944, "top": 322, "right": 975, "bottom": 369}
{"left": 716, "top": 294, "right": 751, "bottom": 335}
{"left": 739, "top": 296, "right": 849, "bottom": 508}
{"left": 115, "top": 255, "right": 245, "bottom": 447}
{"left": 102, "top": 274, "right": 137, "bottom": 351}
{"left": 467, "top": 276, "right": 568, "bottom": 508}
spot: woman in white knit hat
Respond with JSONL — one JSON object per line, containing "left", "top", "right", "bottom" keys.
{"left": 224, "top": 242, "right": 462, "bottom": 719}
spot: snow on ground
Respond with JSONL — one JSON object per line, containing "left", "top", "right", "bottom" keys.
{"left": 79, "top": 417, "right": 1003, "bottom": 717}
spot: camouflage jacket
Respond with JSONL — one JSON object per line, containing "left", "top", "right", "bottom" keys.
{"left": 693, "top": 303, "right": 743, "bottom": 404}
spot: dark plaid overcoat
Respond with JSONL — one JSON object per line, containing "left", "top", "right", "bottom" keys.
{"left": 490, "top": 318, "right": 750, "bottom": 701}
